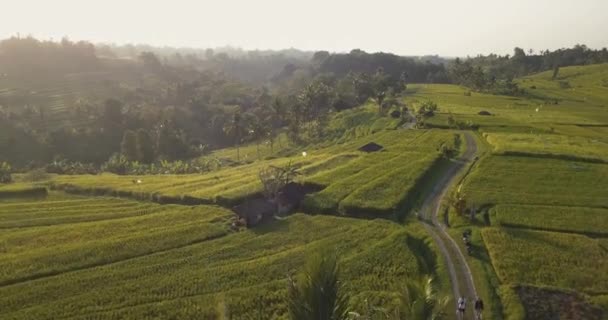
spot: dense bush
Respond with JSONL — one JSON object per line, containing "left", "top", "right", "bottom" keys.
{"left": 46, "top": 159, "right": 99, "bottom": 175}
{"left": 101, "top": 154, "right": 222, "bottom": 175}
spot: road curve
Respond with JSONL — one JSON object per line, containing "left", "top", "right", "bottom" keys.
{"left": 420, "top": 132, "right": 478, "bottom": 318}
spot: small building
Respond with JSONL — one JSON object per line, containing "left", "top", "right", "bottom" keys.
{"left": 358, "top": 142, "right": 384, "bottom": 153}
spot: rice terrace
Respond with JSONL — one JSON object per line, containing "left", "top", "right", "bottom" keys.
{"left": 1, "top": 1, "right": 608, "bottom": 319}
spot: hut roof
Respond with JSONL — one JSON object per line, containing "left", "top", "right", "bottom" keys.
{"left": 358, "top": 142, "right": 384, "bottom": 153}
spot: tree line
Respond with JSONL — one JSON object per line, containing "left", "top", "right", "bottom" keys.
{"left": 1, "top": 36, "right": 606, "bottom": 172}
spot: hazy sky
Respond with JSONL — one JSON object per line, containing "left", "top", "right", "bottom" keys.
{"left": 3, "top": 0, "right": 608, "bottom": 56}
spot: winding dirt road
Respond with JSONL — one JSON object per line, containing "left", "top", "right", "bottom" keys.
{"left": 420, "top": 132, "right": 478, "bottom": 319}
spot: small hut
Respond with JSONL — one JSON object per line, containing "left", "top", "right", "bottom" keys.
{"left": 358, "top": 142, "right": 384, "bottom": 153}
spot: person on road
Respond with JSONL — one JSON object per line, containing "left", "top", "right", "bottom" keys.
{"left": 474, "top": 297, "right": 484, "bottom": 319}
{"left": 457, "top": 296, "right": 466, "bottom": 319}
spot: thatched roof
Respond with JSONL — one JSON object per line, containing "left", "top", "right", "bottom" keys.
{"left": 358, "top": 142, "right": 384, "bottom": 153}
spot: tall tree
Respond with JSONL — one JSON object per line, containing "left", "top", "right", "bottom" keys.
{"left": 250, "top": 115, "right": 270, "bottom": 160}
{"left": 0, "top": 162, "right": 11, "bottom": 184}
{"left": 135, "top": 129, "right": 155, "bottom": 163}
{"left": 120, "top": 130, "right": 138, "bottom": 161}
{"left": 297, "top": 80, "right": 335, "bottom": 139}
{"left": 269, "top": 97, "right": 287, "bottom": 151}
{"left": 223, "top": 111, "right": 244, "bottom": 162}
{"left": 372, "top": 68, "right": 390, "bottom": 114}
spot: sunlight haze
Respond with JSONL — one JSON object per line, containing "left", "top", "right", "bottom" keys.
{"left": 3, "top": 0, "right": 607, "bottom": 56}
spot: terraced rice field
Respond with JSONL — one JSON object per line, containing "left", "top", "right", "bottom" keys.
{"left": 52, "top": 129, "right": 458, "bottom": 217}
{"left": 491, "top": 204, "right": 608, "bottom": 235}
{"left": 430, "top": 64, "right": 608, "bottom": 318}
{"left": 0, "top": 201, "right": 433, "bottom": 319}
{"left": 484, "top": 132, "right": 608, "bottom": 162}
{"left": 0, "top": 200, "right": 232, "bottom": 286}
{"left": 482, "top": 227, "right": 608, "bottom": 294}
{"left": 461, "top": 155, "right": 608, "bottom": 208}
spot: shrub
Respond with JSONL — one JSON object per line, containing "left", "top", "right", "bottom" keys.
{"left": 558, "top": 80, "right": 571, "bottom": 89}
{"left": 0, "top": 162, "right": 12, "bottom": 184}
{"left": 22, "top": 168, "right": 51, "bottom": 182}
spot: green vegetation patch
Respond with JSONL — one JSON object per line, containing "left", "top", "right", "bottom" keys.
{"left": 340, "top": 155, "right": 441, "bottom": 216}
{"left": 0, "top": 203, "right": 231, "bottom": 285}
{"left": 0, "top": 197, "right": 163, "bottom": 228}
{"left": 516, "top": 285, "right": 604, "bottom": 320}
{"left": 0, "top": 214, "right": 428, "bottom": 319}
{"left": 462, "top": 155, "right": 608, "bottom": 207}
{"left": 482, "top": 227, "right": 608, "bottom": 294}
{"left": 485, "top": 132, "right": 608, "bottom": 162}
{"left": 492, "top": 204, "right": 608, "bottom": 236}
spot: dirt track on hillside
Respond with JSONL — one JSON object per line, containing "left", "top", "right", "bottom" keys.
{"left": 420, "top": 132, "right": 478, "bottom": 319}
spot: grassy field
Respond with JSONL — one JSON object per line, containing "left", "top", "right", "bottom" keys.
{"left": 491, "top": 204, "right": 608, "bottom": 235}
{"left": 461, "top": 155, "right": 608, "bottom": 208}
{"left": 0, "top": 200, "right": 231, "bottom": 286}
{"left": 0, "top": 211, "right": 436, "bottom": 319}
{"left": 484, "top": 132, "right": 608, "bottom": 162}
{"left": 51, "top": 129, "right": 457, "bottom": 218}
{"left": 482, "top": 227, "right": 608, "bottom": 294}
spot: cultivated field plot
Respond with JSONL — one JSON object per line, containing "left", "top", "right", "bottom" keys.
{"left": 484, "top": 132, "right": 608, "bottom": 162}
{"left": 0, "top": 201, "right": 231, "bottom": 286}
{"left": 408, "top": 64, "right": 608, "bottom": 135}
{"left": 302, "top": 130, "right": 456, "bottom": 215}
{"left": 491, "top": 204, "right": 608, "bottom": 235}
{"left": 520, "top": 63, "right": 608, "bottom": 110}
{"left": 52, "top": 129, "right": 457, "bottom": 215}
{"left": 482, "top": 227, "right": 608, "bottom": 294}
{"left": 52, "top": 155, "right": 323, "bottom": 205}
{"left": 0, "top": 213, "right": 430, "bottom": 319}
{"left": 303, "top": 152, "right": 439, "bottom": 215}
{"left": 461, "top": 155, "right": 608, "bottom": 208}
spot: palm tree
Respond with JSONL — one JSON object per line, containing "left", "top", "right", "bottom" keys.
{"left": 223, "top": 111, "right": 243, "bottom": 162}
{"left": 395, "top": 276, "right": 449, "bottom": 320}
{"left": 250, "top": 115, "right": 270, "bottom": 160}
{"left": 269, "top": 97, "right": 286, "bottom": 151}
{"left": 288, "top": 253, "right": 350, "bottom": 320}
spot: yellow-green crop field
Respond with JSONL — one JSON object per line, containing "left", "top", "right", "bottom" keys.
{"left": 0, "top": 202, "right": 434, "bottom": 319}
{"left": 484, "top": 132, "right": 608, "bottom": 162}
{"left": 52, "top": 129, "right": 457, "bottom": 217}
{"left": 461, "top": 155, "right": 608, "bottom": 208}
{"left": 491, "top": 204, "right": 608, "bottom": 235}
{"left": 482, "top": 227, "right": 608, "bottom": 294}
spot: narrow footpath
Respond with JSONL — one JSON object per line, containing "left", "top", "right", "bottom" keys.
{"left": 420, "top": 132, "right": 478, "bottom": 319}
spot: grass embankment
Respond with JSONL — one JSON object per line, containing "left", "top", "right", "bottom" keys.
{"left": 0, "top": 183, "right": 47, "bottom": 199}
